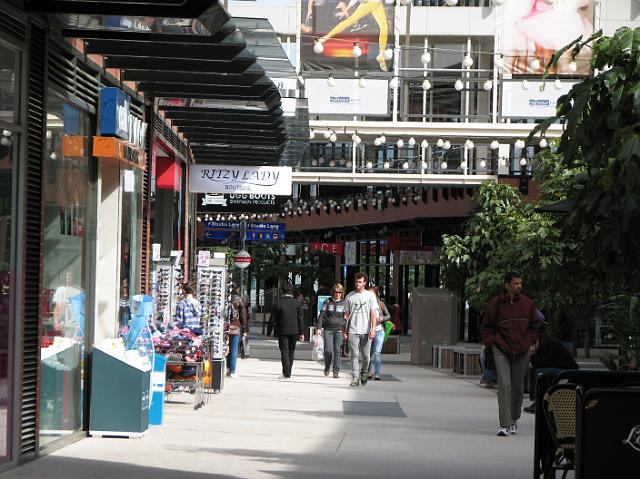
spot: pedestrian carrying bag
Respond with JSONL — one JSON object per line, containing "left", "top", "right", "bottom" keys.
{"left": 312, "top": 334, "right": 324, "bottom": 361}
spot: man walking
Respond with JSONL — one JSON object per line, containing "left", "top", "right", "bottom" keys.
{"left": 344, "top": 272, "right": 378, "bottom": 387}
{"left": 268, "top": 283, "right": 304, "bottom": 379}
{"left": 481, "top": 271, "right": 539, "bottom": 436}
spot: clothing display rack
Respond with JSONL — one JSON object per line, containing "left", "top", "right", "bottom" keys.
{"left": 151, "top": 262, "right": 183, "bottom": 325}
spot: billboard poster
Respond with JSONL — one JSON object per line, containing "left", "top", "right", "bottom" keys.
{"left": 305, "top": 78, "right": 389, "bottom": 115}
{"left": 500, "top": 0, "right": 594, "bottom": 75}
{"left": 501, "top": 79, "right": 577, "bottom": 118}
{"left": 197, "top": 193, "right": 285, "bottom": 213}
{"left": 301, "top": 0, "right": 395, "bottom": 72}
{"left": 189, "top": 165, "right": 292, "bottom": 195}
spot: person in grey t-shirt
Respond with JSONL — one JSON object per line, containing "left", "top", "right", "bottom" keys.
{"left": 343, "top": 272, "right": 378, "bottom": 387}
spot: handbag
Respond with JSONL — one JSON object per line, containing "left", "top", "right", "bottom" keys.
{"left": 312, "top": 334, "right": 324, "bottom": 361}
{"left": 241, "top": 336, "right": 251, "bottom": 357}
{"left": 228, "top": 319, "right": 241, "bottom": 335}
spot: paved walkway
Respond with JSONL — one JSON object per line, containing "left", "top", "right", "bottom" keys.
{"left": 2, "top": 338, "right": 540, "bottom": 479}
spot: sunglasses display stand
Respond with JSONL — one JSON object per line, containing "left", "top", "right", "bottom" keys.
{"left": 197, "top": 265, "right": 227, "bottom": 392}
{"left": 151, "top": 263, "right": 184, "bottom": 326}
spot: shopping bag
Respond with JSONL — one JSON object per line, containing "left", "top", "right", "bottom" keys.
{"left": 241, "top": 336, "right": 251, "bottom": 358}
{"left": 383, "top": 321, "right": 395, "bottom": 341}
{"left": 312, "top": 334, "right": 324, "bottom": 361}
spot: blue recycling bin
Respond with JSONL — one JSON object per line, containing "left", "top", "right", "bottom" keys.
{"left": 149, "top": 354, "right": 166, "bottom": 426}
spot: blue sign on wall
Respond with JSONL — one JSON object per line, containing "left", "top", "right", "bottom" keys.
{"left": 99, "top": 87, "right": 131, "bottom": 140}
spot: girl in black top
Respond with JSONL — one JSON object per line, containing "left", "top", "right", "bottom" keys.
{"left": 316, "top": 283, "right": 347, "bottom": 378}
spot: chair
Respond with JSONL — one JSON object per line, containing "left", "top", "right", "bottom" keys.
{"left": 542, "top": 383, "right": 577, "bottom": 479}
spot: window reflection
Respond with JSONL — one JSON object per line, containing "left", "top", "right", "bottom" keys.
{"left": 0, "top": 44, "right": 17, "bottom": 124}
{"left": 39, "top": 96, "right": 91, "bottom": 447}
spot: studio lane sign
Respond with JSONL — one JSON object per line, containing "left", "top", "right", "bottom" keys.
{"left": 189, "top": 165, "right": 292, "bottom": 196}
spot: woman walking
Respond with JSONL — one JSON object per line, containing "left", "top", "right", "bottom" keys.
{"left": 316, "top": 283, "right": 347, "bottom": 378}
{"left": 368, "top": 286, "right": 390, "bottom": 381}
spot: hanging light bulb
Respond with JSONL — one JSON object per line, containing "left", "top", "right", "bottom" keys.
{"left": 408, "top": 137, "right": 416, "bottom": 147}
{"left": 568, "top": 60, "right": 577, "bottom": 73}
{"left": 441, "top": 161, "right": 448, "bottom": 169}
{"left": 500, "top": 158, "right": 507, "bottom": 167}
{"left": 420, "top": 51, "right": 431, "bottom": 65}
{"left": 422, "top": 79, "right": 432, "bottom": 90}
{"left": 311, "top": 159, "right": 318, "bottom": 166}
{"left": 313, "top": 40, "right": 324, "bottom": 54}
{"left": 318, "top": 156, "right": 326, "bottom": 165}
{"left": 1, "top": 137, "right": 12, "bottom": 146}
{"left": 454, "top": 79, "right": 464, "bottom": 91}
{"left": 389, "top": 77, "right": 399, "bottom": 89}
{"left": 402, "top": 161, "right": 409, "bottom": 169}
{"left": 483, "top": 79, "right": 493, "bottom": 91}
{"left": 539, "top": 138, "right": 548, "bottom": 148}
{"left": 329, "top": 159, "right": 336, "bottom": 167}
{"left": 495, "top": 55, "right": 505, "bottom": 71}
{"left": 529, "top": 57, "right": 541, "bottom": 71}
{"left": 329, "top": 132, "right": 337, "bottom": 143}
{"left": 309, "top": 129, "right": 315, "bottom": 140}
{"left": 352, "top": 42, "right": 362, "bottom": 58}
{"left": 436, "top": 138, "right": 444, "bottom": 148}
{"left": 463, "top": 54, "right": 474, "bottom": 68}
{"left": 383, "top": 48, "right": 394, "bottom": 61}
{"left": 380, "top": 134, "right": 386, "bottom": 144}
{"left": 346, "top": 161, "right": 352, "bottom": 168}
{"left": 327, "top": 75, "right": 336, "bottom": 87}
{"left": 2, "top": 130, "right": 11, "bottom": 137}
{"left": 480, "top": 159, "right": 487, "bottom": 168}
{"left": 465, "top": 139, "right": 475, "bottom": 150}
{"left": 374, "top": 137, "right": 382, "bottom": 146}
{"left": 520, "top": 158, "right": 528, "bottom": 166}
{"left": 421, "top": 160, "right": 428, "bottom": 170}
{"left": 460, "top": 160, "right": 467, "bottom": 169}
{"left": 352, "top": 134, "right": 362, "bottom": 144}
{"left": 492, "top": 0, "right": 505, "bottom": 5}
{"left": 366, "top": 161, "right": 373, "bottom": 169}
{"left": 443, "top": 140, "right": 451, "bottom": 150}
{"left": 445, "top": 0, "right": 458, "bottom": 5}
{"left": 358, "top": 76, "right": 367, "bottom": 88}
{"left": 521, "top": 79, "right": 530, "bottom": 90}
{"left": 397, "top": 139, "right": 404, "bottom": 148}
{"left": 515, "top": 139, "right": 525, "bottom": 149}
{"left": 383, "top": 161, "right": 390, "bottom": 169}
{"left": 420, "top": 139, "right": 429, "bottom": 149}
{"left": 490, "top": 140, "right": 500, "bottom": 150}
{"left": 298, "top": 75, "right": 305, "bottom": 85}
{"left": 323, "top": 130, "right": 332, "bottom": 139}
{"left": 554, "top": 78, "right": 562, "bottom": 90}
{"left": 399, "top": 0, "right": 412, "bottom": 5}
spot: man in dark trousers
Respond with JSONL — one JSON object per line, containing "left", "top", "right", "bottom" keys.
{"left": 523, "top": 321, "right": 579, "bottom": 413}
{"left": 481, "top": 271, "right": 539, "bottom": 437}
{"left": 268, "top": 283, "right": 305, "bottom": 379}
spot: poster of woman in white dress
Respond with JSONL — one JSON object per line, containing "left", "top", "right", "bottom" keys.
{"left": 301, "top": 0, "right": 394, "bottom": 72}
{"left": 501, "top": 0, "right": 595, "bottom": 74}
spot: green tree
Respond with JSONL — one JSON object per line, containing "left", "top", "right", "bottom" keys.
{"left": 529, "top": 27, "right": 640, "bottom": 292}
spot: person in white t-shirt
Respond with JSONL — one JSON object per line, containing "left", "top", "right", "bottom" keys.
{"left": 343, "top": 271, "right": 378, "bottom": 387}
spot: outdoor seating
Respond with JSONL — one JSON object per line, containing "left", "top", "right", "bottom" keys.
{"left": 541, "top": 383, "right": 577, "bottom": 479}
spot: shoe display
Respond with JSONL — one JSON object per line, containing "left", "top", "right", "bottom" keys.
{"left": 324, "top": 367, "right": 330, "bottom": 377}
{"left": 523, "top": 403, "right": 536, "bottom": 414}
{"left": 350, "top": 378, "right": 359, "bottom": 387}
{"left": 510, "top": 422, "right": 518, "bottom": 435}
{"left": 497, "top": 427, "right": 509, "bottom": 437}
{"left": 360, "top": 372, "right": 368, "bottom": 385}
{"left": 333, "top": 371, "right": 339, "bottom": 378}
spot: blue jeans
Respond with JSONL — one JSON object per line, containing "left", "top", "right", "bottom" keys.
{"left": 228, "top": 334, "right": 240, "bottom": 374}
{"left": 368, "top": 330, "right": 385, "bottom": 376}
{"left": 323, "top": 329, "right": 343, "bottom": 372}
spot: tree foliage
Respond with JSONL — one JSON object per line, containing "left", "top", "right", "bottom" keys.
{"left": 530, "top": 27, "right": 640, "bottom": 292}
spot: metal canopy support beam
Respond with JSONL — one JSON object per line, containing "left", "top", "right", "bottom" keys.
{"left": 103, "top": 56, "right": 253, "bottom": 73}
{"left": 292, "top": 171, "right": 497, "bottom": 186}
{"left": 26, "top": 0, "right": 222, "bottom": 18}
{"left": 84, "top": 39, "right": 246, "bottom": 60}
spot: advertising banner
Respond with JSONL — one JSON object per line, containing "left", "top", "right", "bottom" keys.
{"left": 301, "top": 0, "right": 395, "bottom": 72}
{"left": 197, "top": 193, "right": 284, "bottom": 213}
{"left": 305, "top": 78, "right": 389, "bottom": 116}
{"left": 501, "top": 80, "right": 577, "bottom": 118}
{"left": 189, "top": 165, "right": 292, "bottom": 195}
{"left": 310, "top": 242, "right": 344, "bottom": 255}
{"left": 500, "top": 1, "right": 594, "bottom": 75}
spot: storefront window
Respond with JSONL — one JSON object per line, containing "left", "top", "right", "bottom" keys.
{"left": 0, "top": 44, "right": 17, "bottom": 124}
{"left": 39, "top": 95, "right": 92, "bottom": 447}
{"left": 119, "top": 168, "right": 142, "bottom": 328}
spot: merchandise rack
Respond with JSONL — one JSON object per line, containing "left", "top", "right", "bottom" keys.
{"left": 197, "top": 265, "right": 227, "bottom": 359}
{"left": 165, "top": 360, "right": 207, "bottom": 410}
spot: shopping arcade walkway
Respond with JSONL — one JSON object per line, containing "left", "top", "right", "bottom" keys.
{"left": 1, "top": 339, "right": 539, "bottom": 479}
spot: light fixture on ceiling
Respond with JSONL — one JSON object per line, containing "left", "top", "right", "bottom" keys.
{"left": 441, "top": 160, "right": 448, "bottom": 169}
{"left": 397, "top": 138, "right": 404, "bottom": 148}
{"left": 520, "top": 158, "right": 528, "bottom": 166}
{"left": 323, "top": 130, "right": 332, "bottom": 139}
{"left": 515, "top": 139, "right": 526, "bottom": 149}
{"left": 313, "top": 40, "right": 324, "bottom": 54}
{"left": 408, "top": 137, "right": 416, "bottom": 147}
{"left": 463, "top": 54, "right": 474, "bottom": 68}
{"left": 483, "top": 79, "right": 493, "bottom": 91}
{"left": 454, "top": 79, "right": 464, "bottom": 91}
{"left": 421, "top": 51, "right": 431, "bottom": 65}
{"left": 327, "top": 75, "right": 336, "bottom": 87}
{"left": 352, "top": 133, "right": 362, "bottom": 144}
{"left": 366, "top": 161, "right": 373, "bottom": 169}
{"left": 479, "top": 159, "right": 487, "bottom": 168}
{"left": 464, "top": 139, "right": 474, "bottom": 150}
{"left": 358, "top": 76, "right": 367, "bottom": 88}
{"left": 421, "top": 139, "right": 429, "bottom": 148}
{"left": 490, "top": 140, "right": 500, "bottom": 150}
{"left": 422, "top": 79, "right": 432, "bottom": 90}
{"left": 389, "top": 77, "right": 399, "bottom": 89}
{"left": 380, "top": 134, "right": 386, "bottom": 143}
{"left": 539, "top": 138, "right": 548, "bottom": 148}
{"left": 443, "top": 140, "right": 451, "bottom": 150}
{"left": 436, "top": 138, "right": 444, "bottom": 148}
{"left": 383, "top": 161, "right": 390, "bottom": 169}
{"left": 329, "top": 132, "right": 337, "bottom": 143}
{"left": 383, "top": 48, "right": 394, "bottom": 61}
{"left": 402, "top": 161, "right": 409, "bottom": 169}
{"left": 374, "top": 137, "right": 382, "bottom": 146}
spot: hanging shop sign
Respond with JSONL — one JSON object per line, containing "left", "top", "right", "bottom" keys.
{"left": 189, "top": 165, "right": 292, "bottom": 195}
{"left": 501, "top": 80, "right": 577, "bottom": 118}
{"left": 234, "top": 251, "right": 252, "bottom": 269}
{"left": 93, "top": 136, "right": 146, "bottom": 168}
{"left": 197, "top": 193, "right": 284, "bottom": 213}
{"left": 98, "top": 87, "right": 147, "bottom": 149}
{"left": 203, "top": 221, "right": 286, "bottom": 242}
{"left": 310, "top": 242, "right": 344, "bottom": 255}
{"left": 305, "top": 78, "right": 389, "bottom": 116}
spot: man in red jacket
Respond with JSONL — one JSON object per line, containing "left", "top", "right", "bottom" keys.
{"left": 481, "top": 271, "right": 539, "bottom": 437}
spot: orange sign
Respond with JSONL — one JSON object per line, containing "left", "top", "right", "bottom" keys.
{"left": 93, "top": 136, "right": 146, "bottom": 168}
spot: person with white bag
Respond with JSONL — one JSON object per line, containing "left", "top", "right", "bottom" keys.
{"left": 316, "top": 283, "right": 347, "bottom": 378}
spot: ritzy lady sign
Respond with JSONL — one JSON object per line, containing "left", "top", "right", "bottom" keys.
{"left": 189, "top": 165, "right": 292, "bottom": 195}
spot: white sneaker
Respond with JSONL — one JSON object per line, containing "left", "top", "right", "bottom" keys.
{"left": 230, "top": 373, "right": 238, "bottom": 379}
{"left": 510, "top": 422, "right": 518, "bottom": 435}
{"left": 497, "top": 427, "right": 509, "bottom": 437}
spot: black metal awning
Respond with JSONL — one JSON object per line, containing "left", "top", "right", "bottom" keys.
{"left": 26, "top": 0, "right": 294, "bottom": 165}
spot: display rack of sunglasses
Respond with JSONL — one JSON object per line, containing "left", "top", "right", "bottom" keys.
{"left": 197, "top": 265, "right": 227, "bottom": 360}
{"left": 152, "top": 263, "right": 184, "bottom": 325}
{"left": 165, "top": 360, "right": 207, "bottom": 410}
